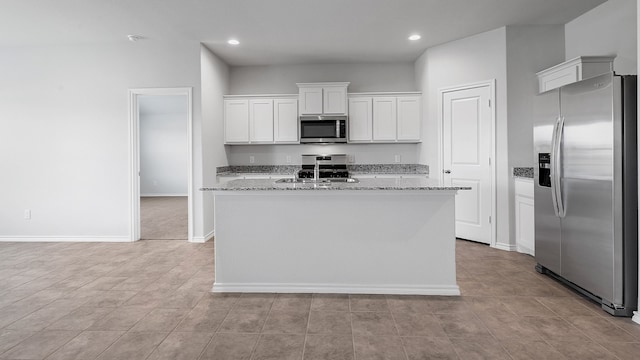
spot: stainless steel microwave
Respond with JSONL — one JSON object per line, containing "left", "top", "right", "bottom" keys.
{"left": 299, "top": 115, "right": 347, "bottom": 144}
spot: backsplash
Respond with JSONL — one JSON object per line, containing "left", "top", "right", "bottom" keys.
{"left": 217, "top": 164, "right": 429, "bottom": 176}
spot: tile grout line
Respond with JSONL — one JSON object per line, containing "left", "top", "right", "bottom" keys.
{"left": 300, "top": 295, "right": 312, "bottom": 360}
{"left": 386, "top": 296, "right": 410, "bottom": 360}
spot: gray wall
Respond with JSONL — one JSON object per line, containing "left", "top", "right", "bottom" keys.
{"left": 415, "top": 27, "right": 511, "bottom": 248}
{"left": 201, "top": 45, "right": 230, "bottom": 238}
{"left": 565, "top": 0, "right": 637, "bottom": 74}
{"left": 0, "top": 41, "right": 205, "bottom": 240}
{"left": 139, "top": 95, "right": 189, "bottom": 196}
{"left": 229, "top": 63, "right": 416, "bottom": 94}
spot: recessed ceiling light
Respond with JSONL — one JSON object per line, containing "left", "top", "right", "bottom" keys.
{"left": 227, "top": 39, "right": 240, "bottom": 45}
{"left": 127, "top": 34, "right": 143, "bottom": 42}
{"left": 408, "top": 34, "right": 421, "bottom": 41}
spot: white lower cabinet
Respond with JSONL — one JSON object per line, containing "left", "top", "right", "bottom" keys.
{"left": 348, "top": 93, "right": 421, "bottom": 143}
{"left": 224, "top": 96, "right": 298, "bottom": 144}
{"left": 515, "top": 178, "right": 535, "bottom": 256}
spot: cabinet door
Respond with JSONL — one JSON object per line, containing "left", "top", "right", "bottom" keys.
{"left": 249, "top": 99, "right": 274, "bottom": 143}
{"left": 299, "top": 87, "right": 323, "bottom": 115}
{"left": 323, "top": 86, "right": 347, "bottom": 115}
{"left": 348, "top": 97, "right": 372, "bottom": 142}
{"left": 274, "top": 99, "right": 299, "bottom": 143}
{"left": 224, "top": 99, "right": 249, "bottom": 143}
{"left": 397, "top": 96, "right": 421, "bottom": 142}
{"left": 372, "top": 97, "right": 397, "bottom": 142}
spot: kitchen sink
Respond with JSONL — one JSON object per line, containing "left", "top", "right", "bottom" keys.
{"left": 275, "top": 178, "right": 359, "bottom": 184}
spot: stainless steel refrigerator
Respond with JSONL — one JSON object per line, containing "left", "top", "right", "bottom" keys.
{"left": 534, "top": 72, "right": 638, "bottom": 316}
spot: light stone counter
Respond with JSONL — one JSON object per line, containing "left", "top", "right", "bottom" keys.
{"left": 202, "top": 177, "right": 468, "bottom": 191}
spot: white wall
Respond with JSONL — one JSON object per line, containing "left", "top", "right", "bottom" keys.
{"left": 227, "top": 62, "right": 420, "bottom": 166}
{"left": 565, "top": 0, "right": 637, "bottom": 74}
{"left": 415, "top": 27, "right": 510, "bottom": 248}
{"left": 201, "top": 45, "right": 230, "bottom": 239}
{"left": 636, "top": 0, "right": 639, "bottom": 325}
{"left": 139, "top": 95, "right": 189, "bottom": 196}
{"left": 229, "top": 63, "right": 416, "bottom": 94}
{"left": 0, "top": 41, "right": 203, "bottom": 241}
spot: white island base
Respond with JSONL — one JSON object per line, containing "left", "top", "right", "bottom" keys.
{"left": 212, "top": 189, "right": 460, "bottom": 296}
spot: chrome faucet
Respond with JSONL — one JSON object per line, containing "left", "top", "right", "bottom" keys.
{"left": 314, "top": 159, "right": 320, "bottom": 182}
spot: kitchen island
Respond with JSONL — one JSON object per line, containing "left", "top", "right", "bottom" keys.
{"left": 203, "top": 178, "right": 469, "bottom": 296}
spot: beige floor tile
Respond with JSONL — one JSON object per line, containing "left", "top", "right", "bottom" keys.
{"left": 271, "top": 294, "right": 312, "bottom": 312}
{"left": 478, "top": 313, "right": 542, "bottom": 340}
{"left": 81, "top": 291, "right": 137, "bottom": 308}
{"left": 46, "top": 307, "right": 114, "bottom": 331}
{"left": 521, "top": 316, "right": 590, "bottom": 341}
{"left": 599, "top": 341, "right": 640, "bottom": 360}
{"left": 546, "top": 339, "right": 619, "bottom": 360}
{"left": 349, "top": 294, "right": 389, "bottom": 312}
{"left": 262, "top": 311, "right": 309, "bottom": 334}
{"left": 402, "top": 336, "right": 458, "bottom": 360}
{"left": 195, "top": 293, "right": 241, "bottom": 311}
{"left": 96, "top": 331, "right": 168, "bottom": 360}
{"left": 0, "top": 329, "right": 36, "bottom": 355}
{"left": 251, "top": 334, "right": 304, "bottom": 360}
{"left": 392, "top": 312, "right": 447, "bottom": 337}
{"left": 351, "top": 312, "right": 398, "bottom": 336}
{"left": 310, "top": 294, "right": 349, "bottom": 312}
{"left": 88, "top": 306, "right": 153, "bottom": 331}
{"left": 199, "top": 333, "right": 258, "bottom": 360}
{"left": 303, "top": 334, "right": 354, "bottom": 360}
{"left": 218, "top": 310, "right": 269, "bottom": 333}
{"left": 307, "top": 311, "right": 352, "bottom": 335}
{"left": 174, "top": 306, "right": 228, "bottom": 332}
{"left": 386, "top": 295, "right": 433, "bottom": 314}
{"left": 450, "top": 337, "right": 511, "bottom": 359}
{"left": 146, "top": 331, "right": 213, "bottom": 360}
{"left": 0, "top": 330, "right": 79, "bottom": 360}
{"left": 502, "top": 339, "right": 568, "bottom": 359}
{"left": 46, "top": 330, "right": 124, "bottom": 360}
{"left": 233, "top": 294, "right": 275, "bottom": 312}
{"left": 353, "top": 335, "right": 405, "bottom": 360}
{"left": 535, "top": 296, "right": 603, "bottom": 317}
{"left": 130, "top": 308, "right": 189, "bottom": 332}
{"left": 567, "top": 315, "right": 637, "bottom": 344}
{"left": 434, "top": 313, "right": 491, "bottom": 338}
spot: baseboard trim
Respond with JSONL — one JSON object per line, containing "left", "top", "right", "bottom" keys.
{"left": 516, "top": 245, "right": 535, "bottom": 256}
{"left": 0, "top": 236, "right": 131, "bottom": 243}
{"left": 191, "top": 229, "right": 214, "bottom": 243}
{"left": 212, "top": 282, "right": 461, "bottom": 296}
{"left": 492, "top": 242, "right": 517, "bottom": 252}
{"left": 140, "top": 193, "right": 188, "bottom": 197}
{"left": 633, "top": 312, "right": 640, "bottom": 325}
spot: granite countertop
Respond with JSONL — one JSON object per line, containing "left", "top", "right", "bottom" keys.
{"left": 216, "top": 164, "right": 429, "bottom": 177}
{"left": 513, "top": 167, "right": 534, "bottom": 178}
{"left": 202, "top": 177, "right": 469, "bottom": 191}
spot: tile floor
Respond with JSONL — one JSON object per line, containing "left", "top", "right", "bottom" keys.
{"left": 0, "top": 239, "right": 639, "bottom": 359}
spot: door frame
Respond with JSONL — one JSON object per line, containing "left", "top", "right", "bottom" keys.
{"left": 128, "top": 87, "right": 193, "bottom": 242}
{"left": 438, "top": 80, "right": 497, "bottom": 247}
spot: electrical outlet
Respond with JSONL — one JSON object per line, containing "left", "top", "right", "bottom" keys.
{"left": 394, "top": 155, "right": 401, "bottom": 163}
{"left": 249, "top": 156, "right": 255, "bottom": 164}
{"left": 348, "top": 155, "right": 355, "bottom": 163}
{"left": 286, "top": 155, "right": 291, "bottom": 163}
{"left": 24, "top": 209, "right": 31, "bottom": 220}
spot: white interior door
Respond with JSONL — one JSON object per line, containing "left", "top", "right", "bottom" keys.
{"left": 442, "top": 85, "right": 492, "bottom": 244}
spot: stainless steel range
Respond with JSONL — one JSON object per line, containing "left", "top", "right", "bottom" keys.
{"left": 298, "top": 154, "right": 349, "bottom": 180}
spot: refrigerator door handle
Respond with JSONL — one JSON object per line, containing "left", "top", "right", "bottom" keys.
{"left": 554, "top": 116, "right": 566, "bottom": 218}
{"left": 550, "top": 116, "right": 561, "bottom": 217}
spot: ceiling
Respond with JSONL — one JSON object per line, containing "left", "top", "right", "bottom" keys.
{"left": 1, "top": 0, "right": 606, "bottom": 66}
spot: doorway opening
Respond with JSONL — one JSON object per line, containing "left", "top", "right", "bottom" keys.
{"left": 129, "top": 88, "right": 193, "bottom": 242}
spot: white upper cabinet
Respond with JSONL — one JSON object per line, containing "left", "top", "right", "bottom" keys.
{"left": 396, "top": 96, "right": 421, "bottom": 141}
{"left": 224, "top": 96, "right": 298, "bottom": 145}
{"left": 297, "top": 82, "right": 349, "bottom": 115}
{"left": 273, "top": 98, "right": 298, "bottom": 143}
{"left": 298, "top": 87, "right": 323, "bottom": 115}
{"left": 249, "top": 99, "right": 274, "bottom": 143}
{"left": 372, "top": 97, "right": 397, "bottom": 141}
{"left": 536, "top": 56, "right": 615, "bottom": 93}
{"left": 348, "top": 93, "right": 421, "bottom": 143}
{"left": 323, "top": 86, "right": 347, "bottom": 114}
{"left": 224, "top": 99, "right": 249, "bottom": 143}
{"left": 348, "top": 97, "right": 373, "bottom": 142}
